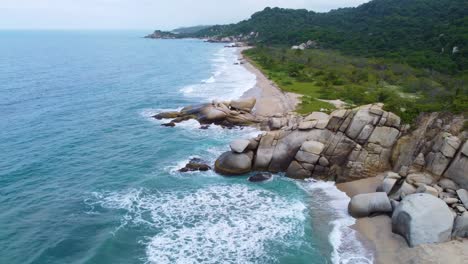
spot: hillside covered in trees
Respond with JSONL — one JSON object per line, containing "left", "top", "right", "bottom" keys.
{"left": 192, "top": 0, "right": 467, "bottom": 74}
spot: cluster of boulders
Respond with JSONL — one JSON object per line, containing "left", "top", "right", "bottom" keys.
{"left": 154, "top": 97, "right": 259, "bottom": 128}
{"left": 349, "top": 171, "right": 468, "bottom": 246}
{"left": 205, "top": 32, "right": 259, "bottom": 43}
{"left": 215, "top": 103, "right": 408, "bottom": 182}
{"left": 158, "top": 96, "right": 467, "bottom": 247}
{"left": 291, "top": 40, "right": 318, "bottom": 50}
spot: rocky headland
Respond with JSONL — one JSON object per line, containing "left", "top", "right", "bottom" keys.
{"left": 154, "top": 49, "right": 468, "bottom": 263}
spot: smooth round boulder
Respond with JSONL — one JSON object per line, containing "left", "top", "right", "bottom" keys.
{"left": 230, "top": 139, "right": 250, "bottom": 153}
{"left": 215, "top": 151, "right": 252, "bottom": 175}
{"left": 248, "top": 172, "right": 273, "bottom": 182}
{"left": 392, "top": 193, "right": 454, "bottom": 247}
{"left": 348, "top": 192, "right": 392, "bottom": 218}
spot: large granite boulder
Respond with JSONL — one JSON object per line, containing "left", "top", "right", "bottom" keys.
{"left": 452, "top": 212, "right": 468, "bottom": 238}
{"left": 348, "top": 192, "right": 392, "bottom": 218}
{"left": 230, "top": 97, "right": 256, "bottom": 112}
{"left": 215, "top": 151, "right": 253, "bottom": 175}
{"left": 392, "top": 193, "right": 454, "bottom": 247}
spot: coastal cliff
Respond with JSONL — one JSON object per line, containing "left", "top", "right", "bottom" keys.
{"left": 156, "top": 96, "right": 468, "bottom": 249}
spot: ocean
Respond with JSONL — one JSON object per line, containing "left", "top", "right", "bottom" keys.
{"left": 0, "top": 31, "right": 372, "bottom": 264}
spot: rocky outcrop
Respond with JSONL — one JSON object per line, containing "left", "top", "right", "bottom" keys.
{"left": 215, "top": 103, "right": 407, "bottom": 181}
{"left": 392, "top": 193, "right": 454, "bottom": 247}
{"left": 348, "top": 192, "right": 392, "bottom": 217}
{"left": 154, "top": 98, "right": 259, "bottom": 128}
{"left": 391, "top": 112, "right": 467, "bottom": 189}
{"left": 179, "top": 158, "right": 211, "bottom": 172}
{"left": 212, "top": 106, "right": 467, "bottom": 188}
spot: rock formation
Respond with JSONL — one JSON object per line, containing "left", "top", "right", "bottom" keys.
{"left": 216, "top": 103, "right": 407, "bottom": 182}
{"left": 156, "top": 96, "right": 467, "bottom": 247}
{"left": 154, "top": 98, "right": 260, "bottom": 128}
{"left": 392, "top": 193, "right": 454, "bottom": 247}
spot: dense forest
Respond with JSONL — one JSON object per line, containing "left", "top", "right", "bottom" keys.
{"left": 193, "top": 0, "right": 468, "bottom": 74}
{"left": 244, "top": 46, "right": 467, "bottom": 122}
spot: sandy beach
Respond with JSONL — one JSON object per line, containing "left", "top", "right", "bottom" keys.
{"left": 237, "top": 47, "right": 301, "bottom": 116}
{"left": 338, "top": 177, "right": 468, "bottom": 264}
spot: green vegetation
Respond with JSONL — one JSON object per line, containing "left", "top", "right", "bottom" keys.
{"left": 244, "top": 47, "right": 468, "bottom": 122}
{"left": 172, "top": 25, "right": 212, "bottom": 34}
{"left": 193, "top": 0, "right": 468, "bottom": 74}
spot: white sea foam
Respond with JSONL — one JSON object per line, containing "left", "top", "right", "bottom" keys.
{"left": 87, "top": 185, "right": 307, "bottom": 264}
{"left": 299, "top": 180, "right": 374, "bottom": 264}
{"left": 180, "top": 47, "right": 256, "bottom": 101}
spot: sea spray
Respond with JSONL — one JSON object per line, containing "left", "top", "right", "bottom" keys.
{"left": 180, "top": 47, "right": 256, "bottom": 101}
{"left": 86, "top": 185, "right": 308, "bottom": 264}
{"left": 299, "top": 180, "right": 374, "bottom": 264}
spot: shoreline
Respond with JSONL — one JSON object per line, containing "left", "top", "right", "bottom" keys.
{"left": 338, "top": 177, "right": 468, "bottom": 264}
{"left": 235, "top": 47, "right": 301, "bottom": 117}
{"left": 232, "top": 46, "right": 468, "bottom": 264}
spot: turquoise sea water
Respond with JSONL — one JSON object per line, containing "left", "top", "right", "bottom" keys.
{"left": 0, "top": 31, "right": 372, "bottom": 264}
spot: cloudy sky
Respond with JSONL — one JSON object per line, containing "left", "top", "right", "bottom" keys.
{"left": 0, "top": 0, "right": 370, "bottom": 30}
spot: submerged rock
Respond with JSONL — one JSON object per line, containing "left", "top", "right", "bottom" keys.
{"left": 248, "top": 172, "right": 272, "bottom": 182}
{"left": 161, "top": 122, "right": 176, "bottom": 127}
{"left": 179, "top": 158, "right": 211, "bottom": 172}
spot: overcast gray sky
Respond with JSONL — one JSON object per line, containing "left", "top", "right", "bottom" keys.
{"left": 0, "top": 0, "right": 370, "bottom": 30}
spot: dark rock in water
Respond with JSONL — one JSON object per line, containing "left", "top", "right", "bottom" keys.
{"left": 248, "top": 172, "right": 272, "bottom": 182}
{"left": 200, "top": 125, "right": 210, "bottom": 130}
{"left": 179, "top": 158, "right": 211, "bottom": 172}
{"left": 153, "top": 111, "right": 180, "bottom": 120}
{"left": 161, "top": 122, "right": 176, "bottom": 127}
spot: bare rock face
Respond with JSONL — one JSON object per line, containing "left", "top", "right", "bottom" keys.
{"left": 391, "top": 112, "right": 466, "bottom": 188}
{"left": 392, "top": 193, "right": 454, "bottom": 247}
{"left": 445, "top": 141, "right": 468, "bottom": 189}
